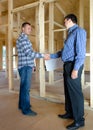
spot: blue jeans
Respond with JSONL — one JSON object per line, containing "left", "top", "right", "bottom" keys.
{"left": 18, "top": 66, "right": 32, "bottom": 114}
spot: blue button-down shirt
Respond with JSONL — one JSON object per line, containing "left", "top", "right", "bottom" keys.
{"left": 16, "top": 32, "right": 44, "bottom": 69}
{"left": 50, "top": 24, "right": 87, "bottom": 70}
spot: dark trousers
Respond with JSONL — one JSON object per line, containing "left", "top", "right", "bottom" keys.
{"left": 63, "top": 62, "right": 84, "bottom": 123}
{"left": 18, "top": 66, "right": 32, "bottom": 114}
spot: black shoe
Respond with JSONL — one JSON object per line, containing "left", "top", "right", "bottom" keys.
{"left": 22, "top": 110, "right": 37, "bottom": 116}
{"left": 58, "top": 113, "right": 73, "bottom": 119}
{"left": 66, "top": 121, "right": 85, "bottom": 130}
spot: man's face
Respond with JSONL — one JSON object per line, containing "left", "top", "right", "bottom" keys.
{"left": 64, "top": 18, "right": 72, "bottom": 29}
{"left": 22, "top": 24, "right": 32, "bottom": 35}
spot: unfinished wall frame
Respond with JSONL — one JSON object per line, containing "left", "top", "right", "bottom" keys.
{"left": 0, "top": 0, "right": 92, "bottom": 108}
{"left": 9, "top": 0, "right": 56, "bottom": 97}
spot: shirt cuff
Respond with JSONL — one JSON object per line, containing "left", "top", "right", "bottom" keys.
{"left": 41, "top": 54, "right": 44, "bottom": 58}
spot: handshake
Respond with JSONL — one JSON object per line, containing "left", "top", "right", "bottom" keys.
{"left": 44, "top": 54, "right": 50, "bottom": 60}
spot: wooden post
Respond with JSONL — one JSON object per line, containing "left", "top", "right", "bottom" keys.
{"left": 35, "top": 6, "right": 39, "bottom": 82}
{"left": 0, "top": 42, "right": 2, "bottom": 70}
{"left": 79, "top": 0, "right": 85, "bottom": 88}
{"left": 0, "top": 4, "right": 2, "bottom": 70}
{"left": 49, "top": 2, "right": 54, "bottom": 83}
{"left": 79, "top": 0, "right": 84, "bottom": 27}
{"left": 16, "top": 12, "right": 21, "bottom": 80}
{"left": 0, "top": 4, "right": 2, "bottom": 25}
{"left": 55, "top": 3, "right": 66, "bottom": 16}
{"left": 90, "top": 0, "right": 93, "bottom": 108}
{"left": 39, "top": 0, "right": 45, "bottom": 97}
{"left": 5, "top": 28, "right": 8, "bottom": 78}
{"left": 8, "top": 0, "right": 14, "bottom": 90}
{"left": 35, "top": 6, "right": 39, "bottom": 54}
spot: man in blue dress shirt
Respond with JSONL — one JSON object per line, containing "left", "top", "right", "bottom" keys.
{"left": 50, "top": 14, "right": 87, "bottom": 130}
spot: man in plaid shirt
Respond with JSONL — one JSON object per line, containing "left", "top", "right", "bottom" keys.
{"left": 16, "top": 22, "right": 46, "bottom": 116}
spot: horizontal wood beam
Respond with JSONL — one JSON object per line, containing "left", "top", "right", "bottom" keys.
{"left": 12, "top": 0, "right": 56, "bottom": 13}
{"left": 12, "top": 1, "right": 39, "bottom": 13}
{"left": 54, "top": 21, "right": 65, "bottom": 28}
{"left": 44, "top": 20, "right": 49, "bottom": 24}
{"left": 43, "top": 0, "right": 56, "bottom": 3}
{"left": 55, "top": 3, "right": 66, "bottom": 16}
{"left": 54, "top": 28, "right": 66, "bottom": 32}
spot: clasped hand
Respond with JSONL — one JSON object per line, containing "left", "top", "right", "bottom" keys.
{"left": 44, "top": 54, "right": 50, "bottom": 60}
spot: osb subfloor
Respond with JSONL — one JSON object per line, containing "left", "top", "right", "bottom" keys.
{"left": 0, "top": 70, "right": 93, "bottom": 130}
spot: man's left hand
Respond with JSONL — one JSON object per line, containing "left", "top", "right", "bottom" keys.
{"left": 71, "top": 70, "right": 78, "bottom": 79}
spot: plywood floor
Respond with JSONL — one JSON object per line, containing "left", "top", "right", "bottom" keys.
{"left": 0, "top": 70, "right": 92, "bottom": 130}
{"left": 0, "top": 90, "right": 93, "bottom": 130}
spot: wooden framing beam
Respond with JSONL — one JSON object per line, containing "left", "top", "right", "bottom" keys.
{"left": 79, "top": 0, "right": 85, "bottom": 88}
{"left": 35, "top": 6, "right": 39, "bottom": 52}
{"left": 17, "top": 12, "right": 21, "bottom": 35}
{"left": 39, "top": 0, "right": 45, "bottom": 97}
{"left": 90, "top": 0, "right": 93, "bottom": 108}
{"left": 5, "top": 28, "right": 8, "bottom": 78}
{"left": 49, "top": 2, "right": 54, "bottom": 83}
{"left": 43, "top": 0, "right": 56, "bottom": 3}
{"left": 44, "top": 20, "right": 49, "bottom": 24}
{"left": 79, "top": 0, "right": 84, "bottom": 27}
{"left": 8, "top": 0, "right": 13, "bottom": 91}
{"left": 0, "top": 42, "right": 2, "bottom": 70}
{"left": 0, "top": 4, "right": 2, "bottom": 24}
{"left": 55, "top": 2, "right": 66, "bottom": 16}
{"left": 54, "top": 21, "right": 65, "bottom": 28}
{"left": 15, "top": 12, "right": 21, "bottom": 80}
{"left": 54, "top": 28, "right": 66, "bottom": 32}
{"left": 35, "top": 6, "right": 39, "bottom": 82}
{"left": 12, "top": 1, "right": 39, "bottom": 13}
{"left": 12, "top": 0, "right": 56, "bottom": 13}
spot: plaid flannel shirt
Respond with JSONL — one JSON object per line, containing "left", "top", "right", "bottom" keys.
{"left": 16, "top": 32, "right": 44, "bottom": 69}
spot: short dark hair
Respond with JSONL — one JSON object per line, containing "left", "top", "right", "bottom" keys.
{"left": 64, "top": 14, "right": 77, "bottom": 24}
{"left": 21, "top": 22, "right": 31, "bottom": 28}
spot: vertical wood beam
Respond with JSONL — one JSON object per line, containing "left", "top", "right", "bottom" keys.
{"left": 0, "top": 4, "right": 2, "bottom": 70}
{"left": 8, "top": 0, "right": 13, "bottom": 90}
{"left": 90, "top": 0, "right": 93, "bottom": 108}
{"left": 35, "top": 6, "right": 39, "bottom": 81}
{"left": 0, "top": 5, "right": 2, "bottom": 25}
{"left": 79, "top": 0, "right": 84, "bottom": 27}
{"left": 17, "top": 12, "right": 21, "bottom": 35}
{"left": 39, "top": 0, "right": 45, "bottom": 97}
{"left": 5, "top": 28, "right": 8, "bottom": 77}
{"left": 0, "top": 42, "right": 2, "bottom": 70}
{"left": 16, "top": 12, "right": 21, "bottom": 79}
{"left": 79, "top": 0, "right": 85, "bottom": 88}
{"left": 35, "top": 6, "right": 39, "bottom": 52}
{"left": 49, "top": 2, "right": 54, "bottom": 83}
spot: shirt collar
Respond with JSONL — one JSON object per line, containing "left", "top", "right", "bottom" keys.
{"left": 21, "top": 32, "right": 28, "bottom": 38}
{"left": 68, "top": 24, "right": 78, "bottom": 33}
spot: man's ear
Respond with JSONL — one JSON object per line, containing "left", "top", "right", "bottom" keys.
{"left": 22, "top": 27, "right": 25, "bottom": 32}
